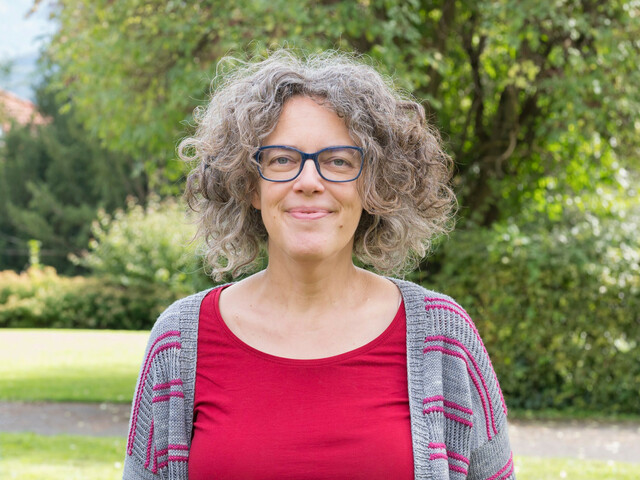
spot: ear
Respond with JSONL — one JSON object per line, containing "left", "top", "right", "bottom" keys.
{"left": 251, "top": 188, "right": 261, "bottom": 210}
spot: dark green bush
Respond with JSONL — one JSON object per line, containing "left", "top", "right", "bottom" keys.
{"left": 418, "top": 208, "right": 640, "bottom": 414}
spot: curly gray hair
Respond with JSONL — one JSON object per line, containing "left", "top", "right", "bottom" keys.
{"left": 180, "top": 49, "right": 455, "bottom": 280}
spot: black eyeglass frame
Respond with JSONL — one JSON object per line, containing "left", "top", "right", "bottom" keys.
{"left": 253, "top": 145, "right": 365, "bottom": 183}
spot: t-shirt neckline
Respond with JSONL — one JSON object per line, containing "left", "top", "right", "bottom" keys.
{"left": 207, "top": 285, "right": 405, "bottom": 366}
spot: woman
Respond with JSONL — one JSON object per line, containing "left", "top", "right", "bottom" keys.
{"left": 123, "top": 50, "right": 514, "bottom": 479}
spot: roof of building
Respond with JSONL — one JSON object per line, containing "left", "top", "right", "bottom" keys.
{"left": 0, "top": 88, "right": 49, "bottom": 132}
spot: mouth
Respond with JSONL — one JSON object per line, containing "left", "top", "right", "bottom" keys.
{"left": 287, "top": 207, "right": 332, "bottom": 220}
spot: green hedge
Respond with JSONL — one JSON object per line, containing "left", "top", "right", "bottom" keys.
{"left": 0, "top": 267, "right": 182, "bottom": 330}
{"left": 419, "top": 209, "right": 640, "bottom": 414}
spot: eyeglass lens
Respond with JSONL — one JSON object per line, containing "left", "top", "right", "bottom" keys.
{"left": 258, "top": 147, "right": 362, "bottom": 182}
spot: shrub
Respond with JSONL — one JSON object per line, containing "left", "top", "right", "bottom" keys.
{"left": 418, "top": 207, "right": 640, "bottom": 414}
{"left": 72, "top": 196, "right": 213, "bottom": 293}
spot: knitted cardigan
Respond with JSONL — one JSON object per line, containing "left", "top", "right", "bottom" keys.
{"left": 123, "top": 278, "right": 515, "bottom": 479}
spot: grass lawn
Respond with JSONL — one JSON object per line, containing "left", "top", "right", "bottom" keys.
{"left": 515, "top": 456, "right": 640, "bottom": 479}
{"left": 1, "top": 432, "right": 638, "bottom": 480}
{"left": 0, "top": 329, "right": 148, "bottom": 403}
{"left": 1, "top": 433, "right": 126, "bottom": 480}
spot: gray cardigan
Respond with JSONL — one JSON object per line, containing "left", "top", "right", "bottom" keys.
{"left": 123, "top": 278, "right": 514, "bottom": 479}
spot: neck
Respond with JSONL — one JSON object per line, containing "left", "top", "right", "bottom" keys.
{"left": 252, "top": 250, "right": 366, "bottom": 323}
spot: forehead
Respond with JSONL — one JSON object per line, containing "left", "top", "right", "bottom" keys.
{"left": 264, "top": 96, "right": 354, "bottom": 150}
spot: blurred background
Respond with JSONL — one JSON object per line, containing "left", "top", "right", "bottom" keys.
{"left": 0, "top": 0, "right": 639, "bottom": 477}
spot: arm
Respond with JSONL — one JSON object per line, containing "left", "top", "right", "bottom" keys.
{"left": 422, "top": 291, "right": 515, "bottom": 479}
{"left": 122, "top": 302, "right": 187, "bottom": 479}
{"left": 442, "top": 300, "right": 514, "bottom": 480}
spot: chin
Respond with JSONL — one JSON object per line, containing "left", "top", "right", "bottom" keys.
{"left": 272, "top": 236, "right": 355, "bottom": 264}
{"left": 286, "top": 243, "right": 334, "bottom": 261}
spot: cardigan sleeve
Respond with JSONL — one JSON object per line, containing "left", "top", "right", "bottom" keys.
{"left": 123, "top": 300, "right": 189, "bottom": 480}
{"left": 461, "top": 309, "right": 514, "bottom": 480}
{"left": 466, "top": 349, "right": 514, "bottom": 480}
{"left": 421, "top": 292, "right": 515, "bottom": 480}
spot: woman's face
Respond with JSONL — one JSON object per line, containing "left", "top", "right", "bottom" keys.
{"left": 252, "top": 96, "right": 363, "bottom": 265}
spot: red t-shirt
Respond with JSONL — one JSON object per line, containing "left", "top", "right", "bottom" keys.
{"left": 189, "top": 286, "right": 414, "bottom": 479}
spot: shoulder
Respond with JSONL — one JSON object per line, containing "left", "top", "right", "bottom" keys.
{"left": 147, "top": 286, "right": 224, "bottom": 340}
{"left": 393, "top": 279, "right": 509, "bottom": 410}
{"left": 389, "top": 277, "right": 477, "bottom": 337}
{"left": 134, "top": 288, "right": 216, "bottom": 378}
{"left": 388, "top": 276, "right": 459, "bottom": 307}
{"left": 139, "top": 286, "right": 222, "bottom": 378}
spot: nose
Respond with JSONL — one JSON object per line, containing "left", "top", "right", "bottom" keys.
{"left": 293, "top": 158, "right": 325, "bottom": 193}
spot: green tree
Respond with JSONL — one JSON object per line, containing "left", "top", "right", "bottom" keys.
{"left": 45, "top": 0, "right": 639, "bottom": 222}
{"left": 0, "top": 83, "right": 148, "bottom": 272}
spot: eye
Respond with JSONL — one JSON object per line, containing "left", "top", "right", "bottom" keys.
{"left": 335, "top": 158, "right": 352, "bottom": 167}
{"left": 322, "top": 155, "right": 354, "bottom": 169}
{"left": 271, "top": 156, "right": 293, "bottom": 165}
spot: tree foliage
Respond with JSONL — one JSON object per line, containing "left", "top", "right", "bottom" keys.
{"left": 0, "top": 84, "right": 147, "bottom": 272}
{"left": 0, "top": 197, "right": 213, "bottom": 331}
{"left": 45, "top": 0, "right": 640, "bottom": 222}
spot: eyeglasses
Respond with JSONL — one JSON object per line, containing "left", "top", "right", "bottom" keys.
{"left": 254, "top": 145, "right": 364, "bottom": 183}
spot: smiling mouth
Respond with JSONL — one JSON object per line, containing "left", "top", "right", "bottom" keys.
{"left": 287, "top": 208, "right": 331, "bottom": 220}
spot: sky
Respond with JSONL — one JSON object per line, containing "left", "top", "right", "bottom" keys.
{"left": 0, "top": 0, "right": 56, "bottom": 100}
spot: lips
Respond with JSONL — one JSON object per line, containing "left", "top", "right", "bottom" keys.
{"left": 287, "top": 207, "right": 332, "bottom": 220}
